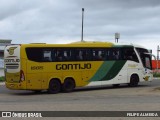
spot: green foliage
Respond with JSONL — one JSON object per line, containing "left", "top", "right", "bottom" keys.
{"left": 0, "top": 76, "right": 5, "bottom": 82}
{"left": 153, "top": 73, "right": 160, "bottom": 77}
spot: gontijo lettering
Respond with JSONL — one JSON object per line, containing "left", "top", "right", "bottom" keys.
{"left": 5, "top": 59, "right": 20, "bottom": 63}
{"left": 56, "top": 63, "right": 91, "bottom": 70}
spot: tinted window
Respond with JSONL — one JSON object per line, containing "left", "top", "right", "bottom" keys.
{"left": 122, "top": 48, "right": 139, "bottom": 62}
{"left": 145, "top": 57, "right": 151, "bottom": 69}
{"left": 26, "top": 47, "right": 138, "bottom": 62}
{"left": 107, "top": 49, "right": 121, "bottom": 60}
{"left": 136, "top": 48, "right": 152, "bottom": 69}
{"left": 26, "top": 48, "right": 43, "bottom": 62}
{"left": 43, "top": 49, "right": 53, "bottom": 62}
{"left": 92, "top": 49, "right": 106, "bottom": 61}
{"left": 54, "top": 49, "right": 74, "bottom": 61}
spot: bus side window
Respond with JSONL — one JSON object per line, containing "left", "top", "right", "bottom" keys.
{"left": 104, "top": 50, "right": 109, "bottom": 60}
{"left": 107, "top": 49, "right": 120, "bottom": 60}
{"left": 76, "top": 50, "right": 83, "bottom": 60}
{"left": 56, "top": 50, "right": 64, "bottom": 61}
{"left": 26, "top": 48, "right": 43, "bottom": 62}
{"left": 113, "top": 50, "right": 119, "bottom": 60}
{"left": 123, "top": 48, "right": 139, "bottom": 62}
{"left": 123, "top": 49, "right": 131, "bottom": 60}
{"left": 43, "top": 49, "right": 52, "bottom": 62}
{"left": 75, "top": 49, "right": 88, "bottom": 61}
{"left": 51, "top": 50, "right": 56, "bottom": 62}
{"left": 132, "top": 52, "right": 139, "bottom": 62}
{"left": 63, "top": 50, "right": 72, "bottom": 61}
{"left": 100, "top": 50, "right": 105, "bottom": 60}
{"left": 92, "top": 49, "right": 105, "bottom": 61}
{"left": 82, "top": 51, "right": 87, "bottom": 61}
{"left": 92, "top": 50, "right": 99, "bottom": 60}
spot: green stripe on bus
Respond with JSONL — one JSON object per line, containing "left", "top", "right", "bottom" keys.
{"left": 89, "top": 61, "right": 115, "bottom": 81}
{"left": 101, "top": 60, "right": 126, "bottom": 80}
{"left": 89, "top": 60, "right": 126, "bottom": 82}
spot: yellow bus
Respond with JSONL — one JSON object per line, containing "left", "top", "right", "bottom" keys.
{"left": 4, "top": 41, "right": 153, "bottom": 93}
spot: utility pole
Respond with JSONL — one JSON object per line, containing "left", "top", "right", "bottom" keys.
{"left": 81, "top": 8, "right": 84, "bottom": 42}
{"left": 157, "top": 45, "right": 160, "bottom": 70}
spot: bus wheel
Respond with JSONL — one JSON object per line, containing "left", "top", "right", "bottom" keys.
{"left": 129, "top": 75, "right": 139, "bottom": 87}
{"left": 48, "top": 79, "right": 61, "bottom": 94}
{"left": 62, "top": 78, "right": 75, "bottom": 93}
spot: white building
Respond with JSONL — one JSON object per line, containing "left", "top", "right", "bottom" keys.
{"left": 0, "top": 39, "right": 12, "bottom": 76}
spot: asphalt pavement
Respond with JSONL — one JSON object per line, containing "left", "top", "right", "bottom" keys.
{"left": 0, "top": 79, "right": 160, "bottom": 120}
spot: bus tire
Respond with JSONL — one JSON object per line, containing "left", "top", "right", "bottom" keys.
{"left": 129, "top": 74, "right": 139, "bottom": 87}
{"left": 62, "top": 78, "right": 75, "bottom": 93}
{"left": 48, "top": 79, "right": 61, "bottom": 94}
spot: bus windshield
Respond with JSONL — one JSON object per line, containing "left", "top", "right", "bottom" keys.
{"left": 136, "top": 48, "right": 152, "bottom": 70}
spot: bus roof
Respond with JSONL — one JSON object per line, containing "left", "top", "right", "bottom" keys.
{"left": 19, "top": 41, "right": 146, "bottom": 49}
{"left": 21, "top": 41, "right": 114, "bottom": 48}
{"left": 114, "top": 42, "right": 147, "bottom": 49}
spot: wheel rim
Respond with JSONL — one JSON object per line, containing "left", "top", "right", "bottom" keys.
{"left": 49, "top": 80, "right": 61, "bottom": 93}
{"left": 66, "top": 81, "right": 73, "bottom": 90}
{"left": 130, "top": 75, "right": 138, "bottom": 87}
{"left": 63, "top": 79, "right": 75, "bottom": 92}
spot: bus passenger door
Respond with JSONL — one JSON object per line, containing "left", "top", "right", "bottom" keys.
{"left": 116, "top": 68, "right": 128, "bottom": 83}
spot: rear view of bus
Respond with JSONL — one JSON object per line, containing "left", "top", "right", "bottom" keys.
{"left": 4, "top": 45, "right": 24, "bottom": 90}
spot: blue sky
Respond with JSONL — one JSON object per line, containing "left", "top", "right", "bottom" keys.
{"left": 0, "top": 0, "right": 160, "bottom": 55}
